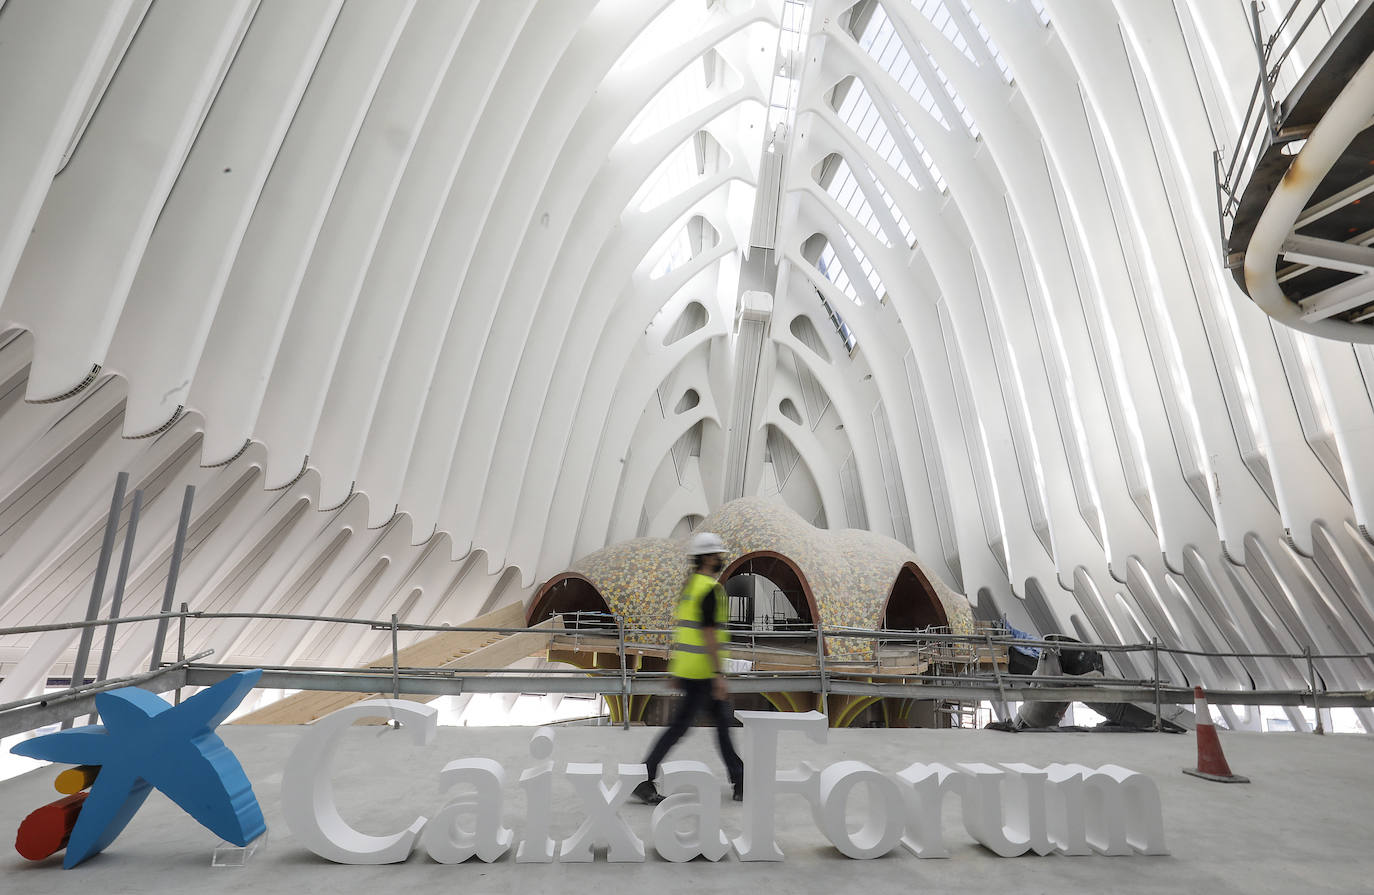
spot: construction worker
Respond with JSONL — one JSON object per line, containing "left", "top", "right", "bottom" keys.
{"left": 633, "top": 531, "right": 745, "bottom": 804}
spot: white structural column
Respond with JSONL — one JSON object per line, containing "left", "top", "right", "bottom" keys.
{"left": 2, "top": 0, "right": 258, "bottom": 401}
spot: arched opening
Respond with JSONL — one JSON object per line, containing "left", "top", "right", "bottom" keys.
{"left": 665, "top": 303, "right": 707, "bottom": 347}
{"left": 669, "top": 514, "right": 702, "bottom": 539}
{"left": 527, "top": 573, "right": 613, "bottom": 629}
{"left": 719, "top": 551, "right": 819, "bottom": 648}
{"left": 880, "top": 562, "right": 949, "bottom": 631}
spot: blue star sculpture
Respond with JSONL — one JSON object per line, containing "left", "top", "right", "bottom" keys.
{"left": 11, "top": 669, "right": 266, "bottom": 868}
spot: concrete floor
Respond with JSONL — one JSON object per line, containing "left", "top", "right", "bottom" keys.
{"left": 1, "top": 721, "right": 1370, "bottom": 894}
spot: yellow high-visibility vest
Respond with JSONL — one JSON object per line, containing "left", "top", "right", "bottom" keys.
{"left": 668, "top": 573, "right": 730, "bottom": 679}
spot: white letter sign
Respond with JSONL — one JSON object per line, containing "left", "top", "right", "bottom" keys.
{"left": 811, "top": 761, "right": 906, "bottom": 859}
{"left": 281, "top": 699, "right": 437, "bottom": 864}
{"left": 516, "top": 727, "right": 557, "bottom": 863}
{"left": 276, "top": 702, "right": 1168, "bottom": 866}
{"left": 650, "top": 760, "right": 731, "bottom": 862}
{"left": 559, "top": 763, "right": 647, "bottom": 863}
{"left": 731, "top": 710, "right": 827, "bottom": 861}
{"left": 420, "top": 757, "right": 512, "bottom": 863}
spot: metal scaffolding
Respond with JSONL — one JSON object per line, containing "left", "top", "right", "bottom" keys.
{"left": 4, "top": 606, "right": 1372, "bottom": 739}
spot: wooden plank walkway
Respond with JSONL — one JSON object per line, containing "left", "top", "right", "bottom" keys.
{"left": 233, "top": 604, "right": 561, "bottom": 725}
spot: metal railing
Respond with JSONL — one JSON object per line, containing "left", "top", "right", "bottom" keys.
{"left": 5, "top": 605, "right": 1374, "bottom": 739}
{"left": 1216, "top": 0, "right": 1331, "bottom": 261}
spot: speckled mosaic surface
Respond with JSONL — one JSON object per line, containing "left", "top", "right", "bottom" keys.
{"left": 567, "top": 497, "right": 972, "bottom": 656}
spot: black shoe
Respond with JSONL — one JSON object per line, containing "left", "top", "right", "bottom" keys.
{"left": 732, "top": 781, "right": 744, "bottom": 802}
{"left": 633, "top": 780, "right": 665, "bottom": 805}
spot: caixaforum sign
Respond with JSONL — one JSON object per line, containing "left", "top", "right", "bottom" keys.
{"left": 11, "top": 683, "right": 1166, "bottom": 867}
{"left": 285, "top": 699, "right": 1168, "bottom": 864}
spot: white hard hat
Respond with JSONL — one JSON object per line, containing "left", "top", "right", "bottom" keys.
{"left": 686, "top": 531, "right": 727, "bottom": 556}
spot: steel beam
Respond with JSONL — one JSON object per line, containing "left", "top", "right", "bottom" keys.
{"left": 1299, "top": 271, "right": 1374, "bottom": 321}
{"left": 176, "top": 665, "right": 1374, "bottom": 710}
{"left": 1295, "top": 172, "right": 1374, "bottom": 228}
{"left": 1281, "top": 235, "right": 1374, "bottom": 275}
{"left": 0, "top": 668, "right": 188, "bottom": 739}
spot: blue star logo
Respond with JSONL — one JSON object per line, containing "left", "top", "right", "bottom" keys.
{"left": 11, "top": 669, "right": 266, "bottom": 868}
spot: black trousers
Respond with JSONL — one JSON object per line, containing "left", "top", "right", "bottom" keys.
{"left": 643, "top": 677, "right": 744, "bottom": 786}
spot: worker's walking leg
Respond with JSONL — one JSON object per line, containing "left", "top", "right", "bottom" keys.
{"left": 709, "top": 694, "right": 744, "bottom": 791}
{"left": 642, "top": 678, "right": 709, "bottom": 783}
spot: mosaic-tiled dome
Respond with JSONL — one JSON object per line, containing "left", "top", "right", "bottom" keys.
{"left": 533, "top": 497, "right": 972, "bottom": 653}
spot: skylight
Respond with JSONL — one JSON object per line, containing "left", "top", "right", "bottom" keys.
{"left": 891, "top": 104, "right": 947, "bottom": 192}
{"left": 632, "top": 135, "right": 705, "bottom": 213}
{"left": 818, "top": 229, "right": 885, "bottom": 307}
{"left": 857, "top": 4, "right": 952, "bottom": 132}
{"left": 835, "top": 74, "right": 946, "bottom": 193}
{"left": 812, "top": 268, "right": 860, "bottom": 354}
{"left": 610, "top": 0, "right": 714, "bottom": 76}
{"left": 825, "top": 158, "right": 892, "bottom": 247}
{"left": 842, "top": 228, "right": 886, "bottom": 301}
{"left": 650, "top": 216, "right": 718, "bottom": 280}
{"left": 821, "top": 155, "right": 914, "bottom": 248}
{"left": 623, "top": 52, "right": 720, "bottom": 145}
{"left": 836, "top": 78, "right": 916, "bottom": 189}
{"left": 853, "top": 2, "right": 986, "bottom": 139}
{"left": 928, "top": 56, "right": 979, "bottom": 137}
{"left": 818, "top": 240, "right": 857, "bottom": 301}
{"left": 958, "top": 1, "right": 1014, "bottom": 84}
{"left": 911, "top": 0, "right": 979, "bottom": 67}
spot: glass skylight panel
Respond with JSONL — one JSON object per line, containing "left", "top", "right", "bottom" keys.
{"left": 823, "top": 155, "right": 913, "bottom": 248}
{"left": 858, "top": 8, "right": 884, "bottom": 52}
{"left": 958, "top": 2, "right": 1014, "bottom": 83}
{"left": 631, "top": 136, "right": 702, "bottom": 213}
{"left": 825, "top": 159, "right": 892, "bottom": 248}
{"left": 611, "top": 0, "right": 712, "bottom": 76}
{"left": 813, "top": 250, "right": 860, "bottom": 353}
{"left": 854, "top": 3, "right": 980, "bottom": 139}
{"left": 834, "top": 78, "right": 933, "bottom": 195}
{"left": 930, "top": 58, "right": 979, "bottom": 137}
{"left": 818, "top": 241, "right": 856, "bottom": 302}
{"left": 843, "top": 228, "right": 886, "bottom": 300}
{"left": 1029, "top": 0, "right": 1052, "bottom": 28}
{"left": 875, "top": 177, "right": 915, "bottom": 245}
{"left": 891, "top": 104, "right": 947, "bottom": 192}
{"left": 817, "top": 225, "right": 886, "bottom": 307}
{"left": 855, "top": 6, "right": 951, "bottom": 131}
{"left": 650, "top": 221, "right": 695, "bottom": 280}
{"left": 623, "top": 57, "right": 712, "bottom": 145}
{"left": 911, "top": 0, "right": 978, "bottom": 67}
{"left": 853, "top": 101, "right": 882, "bottom": 143}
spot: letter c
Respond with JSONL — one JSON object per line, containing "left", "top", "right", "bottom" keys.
{"left": 280, "top": 699, "right": 438, "bottom": 864}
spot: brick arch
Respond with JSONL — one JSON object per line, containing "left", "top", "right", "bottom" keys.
{"left": 880, "top": 562, "right": 949, "bottom": 631}
{"left": 719, "top": 550, "right": 820, "bottom": 628}
{"left": 527, "top": 572, "right": 612, "bottom": 627}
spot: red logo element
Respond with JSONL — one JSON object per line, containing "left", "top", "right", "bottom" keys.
{"left": 15, "top": 792, "right": 88, "bottom": 861}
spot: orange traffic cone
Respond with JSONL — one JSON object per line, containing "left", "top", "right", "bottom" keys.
{"left": 1183, "top": 686, "right": 1249, "bottom": 783}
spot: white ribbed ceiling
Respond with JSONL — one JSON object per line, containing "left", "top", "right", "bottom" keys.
{"left": 3, "top": 0, "right": 1374, "bottom": 731}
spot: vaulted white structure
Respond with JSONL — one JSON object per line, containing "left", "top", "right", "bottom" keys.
{"left": 2, "top": 0, "right": 1373, "bottom": 731}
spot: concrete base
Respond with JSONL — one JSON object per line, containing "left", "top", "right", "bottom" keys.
{"left": 1182, "top": 767, "right": 1252, "bottom": 784}
{"left": 2, "top": 724, "right": 1370, "bottom": 893}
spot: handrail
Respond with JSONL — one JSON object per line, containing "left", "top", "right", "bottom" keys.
{"left": 0, "top": 649, "right": 213, "bottom": 715}
{"left": 4, "top": 609, "right": 1371, "bottom": 670}
{"left": 4, "top": 598, "right": 1374, "bottom": 737}
{"left": 1270, "top": 0, "right": 1331, "bottom": 76}
{"left": 1218, "top": 0, "right": 1332, "bottom": 247}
